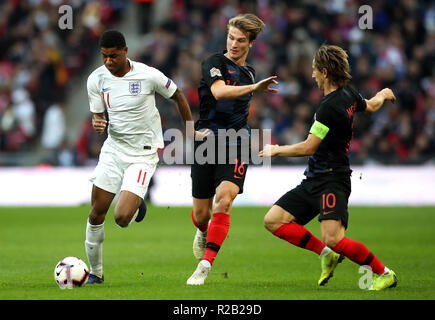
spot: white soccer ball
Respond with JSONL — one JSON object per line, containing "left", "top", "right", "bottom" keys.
{"left": 54, "top": 256, "right": 90, "bottom": 289}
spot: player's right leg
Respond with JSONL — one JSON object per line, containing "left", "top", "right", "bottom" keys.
{"left": 187, "top": 181, "right": 239, "bottom": 285}
{"left": 86, "top": 143, "right": 122, "bottom": 284}
{"left": 190, "top": 160, "right": 215, "bottom": 261}
{"left": 264, "top": 186, "right": 336, "bottom": 284}
{"left": 264, "top": 204, "right": 328, "bottom": 257}
{"left": 85, "top": 185, "right": 115, "bottom": 284}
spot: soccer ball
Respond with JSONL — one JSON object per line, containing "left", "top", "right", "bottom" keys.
{"left": 54, "top": 256, "right": 90, "bottom": 289}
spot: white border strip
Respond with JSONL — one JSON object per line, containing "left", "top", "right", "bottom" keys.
{"left": 0, "top": 166, "right": 433, "bottom": 206}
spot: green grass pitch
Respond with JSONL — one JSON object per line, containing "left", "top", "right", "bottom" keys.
{"left": 0, "top": 205, "right": 434, "bottom": 300}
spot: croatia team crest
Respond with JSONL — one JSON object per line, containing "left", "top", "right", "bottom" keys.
{"left": 129, "top": 81, "right": 141, "bottom": 95}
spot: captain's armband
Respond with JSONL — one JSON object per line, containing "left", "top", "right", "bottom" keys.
{"left": 309, "top": 120, "right": 329, "bottom": 140}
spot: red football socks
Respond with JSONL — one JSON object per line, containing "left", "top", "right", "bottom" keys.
{"left": 191, "top": 209, "right": 208, "bottom": 232}
{"left": 202, "top": 213, "right": 230, "bottom": 265}
{"left": 332, "top": 237, "right": 385, "bottom": 275}
{"left": 273, "top": 223, "right": 325, "bottom": 255}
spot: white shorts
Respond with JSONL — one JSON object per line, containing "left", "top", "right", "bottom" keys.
{"left": 89, "top": 140, "right": 159, "bottom": 198}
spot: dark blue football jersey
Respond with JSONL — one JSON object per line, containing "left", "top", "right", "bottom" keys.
{"left": 196, "top": 51, "right": 255, "bottom": 137}
{"left": 305, "top": 85, "right": 367, "bottom": 178}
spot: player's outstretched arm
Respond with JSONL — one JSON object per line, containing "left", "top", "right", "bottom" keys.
{"left": 259, "top": 134, "right": 322, "bottom": 158}
{"left": 365, "top": 88, "right": 396, "bottom": 114}
{"left": 252, "top": 76, "right": 279, "bottom": 93}
{"left": 210, "top": 76, "right": 278, "bottom": 100}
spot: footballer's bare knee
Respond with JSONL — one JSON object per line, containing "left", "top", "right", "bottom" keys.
{"left": 322, "top": 234, "right": 342, "bottom": 249}
{"left": 321, "top": 219, "right": 345, "bottom": 248}
{"left": 89, "top": 185, "right": 114, "bottom": 225}
{"left": 113, "top": 205, "right": 135, "bottom": 228}
{"left": 321, "top": 230, "right": 344, "bottom": 248}
{"left": 193, "top": 197, "right": 213, "bottom": 225}
{"left": 264, "top": 205, "right": 295, "bottom": 233}
{"left": 114, "top": 214, "right": 131, "bottom": 228}
{"left": 214, "top": 181, "right": 239, "bottom": 213}
{"left": 263, "top": 211, "right": 281, "bottom": 233}
{"left": 213, "top": 194, "right": 233, "bottom": 213}
{"left": 88, "top": 209, "right": 106, "bottom": 225}
{"left": 114, "top": 191, "right": 142, "bottom": 227}
{"left": 193, "top": 207, "right": 211, "bottom": 225}
{"left": 114, "top": 205, "right": 137, "bottom": 228}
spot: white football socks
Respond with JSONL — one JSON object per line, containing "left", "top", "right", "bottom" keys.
{"left": 85, "top": 219, "right": 105, "bottom": 278}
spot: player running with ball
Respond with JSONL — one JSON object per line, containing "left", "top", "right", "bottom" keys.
{"left": 85, "top": 30, "right": 205, "bottom": 284}
{"left": 260, "top": 45, "right": 397, "bottom": 291}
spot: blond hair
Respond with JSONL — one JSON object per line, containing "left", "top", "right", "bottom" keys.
{"left": 227, "top": 14, "right": 265, "bottom": 42}
{"left": 314, "top": 45, "right": 352, "bottom": 88}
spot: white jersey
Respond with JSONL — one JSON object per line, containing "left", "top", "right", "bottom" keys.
{"left": 87, "top": 58, "right": 177, "bottom": 156}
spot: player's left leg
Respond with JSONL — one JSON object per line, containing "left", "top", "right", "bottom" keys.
{"left": 321, "top": 219, "right": 397, "bottom": 290}
{"left": 187, "top": 181, "right": 239, "bottom": 285}
{"left": 114, "top": 190, "right": 143, "bottom": 227}
{"left": 114, "top": 158, "right": 157, "bottom": 228}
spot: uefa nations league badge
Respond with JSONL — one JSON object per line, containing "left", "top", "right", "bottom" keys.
{"left": 129, "top": 81, "right": 141, "bottom": 95}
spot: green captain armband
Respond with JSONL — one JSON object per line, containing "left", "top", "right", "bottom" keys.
{"left": 309, "top": 120, "right": 330, "bottom": 140}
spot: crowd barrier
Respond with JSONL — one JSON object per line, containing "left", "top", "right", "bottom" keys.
{"left": 0, "top": 165, "right": 434, "bottom": 207}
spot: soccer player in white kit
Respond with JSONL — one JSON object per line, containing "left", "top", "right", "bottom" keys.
{"left": 85, "top": 30, "right": 202, "bottom": 284}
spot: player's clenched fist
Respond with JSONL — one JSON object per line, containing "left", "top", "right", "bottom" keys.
{"left": 380, "top": 88, "right": 396, "bottom": 103}
{"left": 92, "top": 116, "right": 107, "bottom": 134}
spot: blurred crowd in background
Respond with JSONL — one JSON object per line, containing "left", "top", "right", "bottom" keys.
{"left": 1, "top": 0, "right": 434, "bottom": 166}
{"left": 0, "top": 0, "right": 125, "bottom": 165}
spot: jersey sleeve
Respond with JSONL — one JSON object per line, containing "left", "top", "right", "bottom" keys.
{"left": 355, "top": 91, "right": 367, "bottom": 112}
{"left": 151, "top": 67, "right": 177, "bottom": 99}
{"left": 201, "top": 54, "right": 226, "bottom": 88}
{"left": 348, "top": 86, "right": 367, "bottom": 112}
{"left": 309, "top": 105, "right": 334, "bottom": 140}
{"left": 87, "top": 73, "right": 105, "bottom": 113}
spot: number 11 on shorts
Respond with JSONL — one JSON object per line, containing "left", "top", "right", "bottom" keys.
{"left": 137, "top": 170, "right": 147, "bottom": 185}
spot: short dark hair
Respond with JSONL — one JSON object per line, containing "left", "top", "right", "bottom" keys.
{"left": 99, "top": 30, "right": 126, "bottom": 48}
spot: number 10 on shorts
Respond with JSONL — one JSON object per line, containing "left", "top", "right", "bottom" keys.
{"left": 322, "top": 193, "right": 336, "bottom": 213}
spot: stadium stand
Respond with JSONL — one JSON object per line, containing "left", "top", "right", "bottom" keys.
{"left": 1, "top": 0, "right": 434, "bottom": 166}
